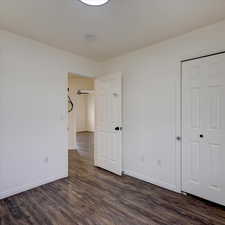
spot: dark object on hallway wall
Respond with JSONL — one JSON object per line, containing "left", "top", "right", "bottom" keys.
{"left": 68, "top": 88, "right": 74, "bottom": 113}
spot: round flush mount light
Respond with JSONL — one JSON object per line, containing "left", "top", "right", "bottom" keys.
{"left": 79, "top": 0, "right": 109, "bottom": 6}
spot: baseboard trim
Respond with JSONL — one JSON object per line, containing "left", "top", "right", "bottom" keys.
{"left": 0, "top": 174, "right": 68, "bottom": 200}
{"left": 123, "top": 169, "right": 178, "bottom": 193}
{"left": 77, "top": 131, "right": 94, "bottom": 134}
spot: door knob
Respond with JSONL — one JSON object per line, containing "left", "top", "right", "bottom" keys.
{"left": 115, "top": 127, "right": 120, "bottom": 131}
{"left": 200, "top": 134, "right": 204, "bottom": 138}
{"left": 176, "top": 136, "right": 181, "bottom": 141}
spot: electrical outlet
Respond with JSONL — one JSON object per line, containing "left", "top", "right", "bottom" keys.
{"left": 157, "top": 160, "right": 162, "bottom": 167}
{"left": 44, "top": 157, "right": 49, "bottom": 163}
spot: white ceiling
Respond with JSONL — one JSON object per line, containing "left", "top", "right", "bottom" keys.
{"left": 1, "top": 0, "right": 225, "bottom": 61}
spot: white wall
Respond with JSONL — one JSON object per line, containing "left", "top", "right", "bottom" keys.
{"left": 0, "top": 30, "right": 99, "bottom": 199}
{"left": 76, "top": 95, "right": 87, "bottom": 132}
{"left": 79, "top": 94, "right": 95, "bottom": 132}
{"left": 101, "top": 20, "right": 225, "bottom": 192}
{"left": 87, "top": 93, "right": 95, "bottom": 132}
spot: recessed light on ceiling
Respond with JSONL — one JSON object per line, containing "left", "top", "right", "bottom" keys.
{"left": 79, "top": 0, "right": 109, "bottom": 6}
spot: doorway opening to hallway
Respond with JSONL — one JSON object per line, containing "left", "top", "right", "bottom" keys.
{"left": 68, "top": 73, "right": 95, "bottom": 162}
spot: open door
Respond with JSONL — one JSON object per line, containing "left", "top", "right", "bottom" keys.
{"left": 94, "top": 73, "right": 122, "bottom": 175}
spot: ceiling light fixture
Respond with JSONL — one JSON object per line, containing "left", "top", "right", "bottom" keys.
{"left": 79, "top": 0, "right": 109, "bottom": 6}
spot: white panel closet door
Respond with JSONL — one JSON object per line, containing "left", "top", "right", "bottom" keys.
{"left": 182, "top": 53, "right": 225, "bottom": 206}
{"left": 94, "top": 73, "right": 122, "bottom": 175}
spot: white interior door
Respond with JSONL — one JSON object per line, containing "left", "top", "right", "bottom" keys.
{"left": 182, "top": 53, "right": 225, "bottom": 206}
{"left": 94, "top": 73, "right": 122, "bottom": 175}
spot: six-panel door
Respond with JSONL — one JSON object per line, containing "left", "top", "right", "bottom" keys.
{"left": 94, "top": 73, "right": 122, "bottom": 175}
{"left": 182, "top": 53, "right": 225, "bottom": 206}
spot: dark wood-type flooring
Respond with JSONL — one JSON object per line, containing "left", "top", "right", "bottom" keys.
{"left": 76, "top": 132, "right": 94, "bottom": 161}
{"left": 0, "top": 146, "right": 225, "bottom": 224}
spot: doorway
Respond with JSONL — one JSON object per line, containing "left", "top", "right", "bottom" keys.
{"left": 181, "top": 52, "right": 225, "bottom": 206}
{"left": 68, "top": 73, "right": 95, "bottom": 162}
{"left": 67, "top": 72, "right": 123, "bottom": 176}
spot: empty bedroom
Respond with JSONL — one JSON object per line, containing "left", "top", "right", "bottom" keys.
{"left": 0, "top": 0, "right": 225, "bottom": 224}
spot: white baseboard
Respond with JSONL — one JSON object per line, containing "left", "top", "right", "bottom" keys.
{"left": 123, "top": 169, "right": 179, "bottom": 193}
{"left": 68, "top": 144, "right": 78, "bottom": 150}
{"left": 0, "top": 174, "right": 68, "bottom": 200}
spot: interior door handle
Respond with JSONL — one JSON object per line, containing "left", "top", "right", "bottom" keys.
{"left": 115, "top": 127, "right": 120, "bottom": 131}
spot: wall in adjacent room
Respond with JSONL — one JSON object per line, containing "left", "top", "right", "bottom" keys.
{"left": 0, "top": 30, "right": 99, "bottom": 199}
{"left": 87, "top": 93, "right": 95, "bottom": 132}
